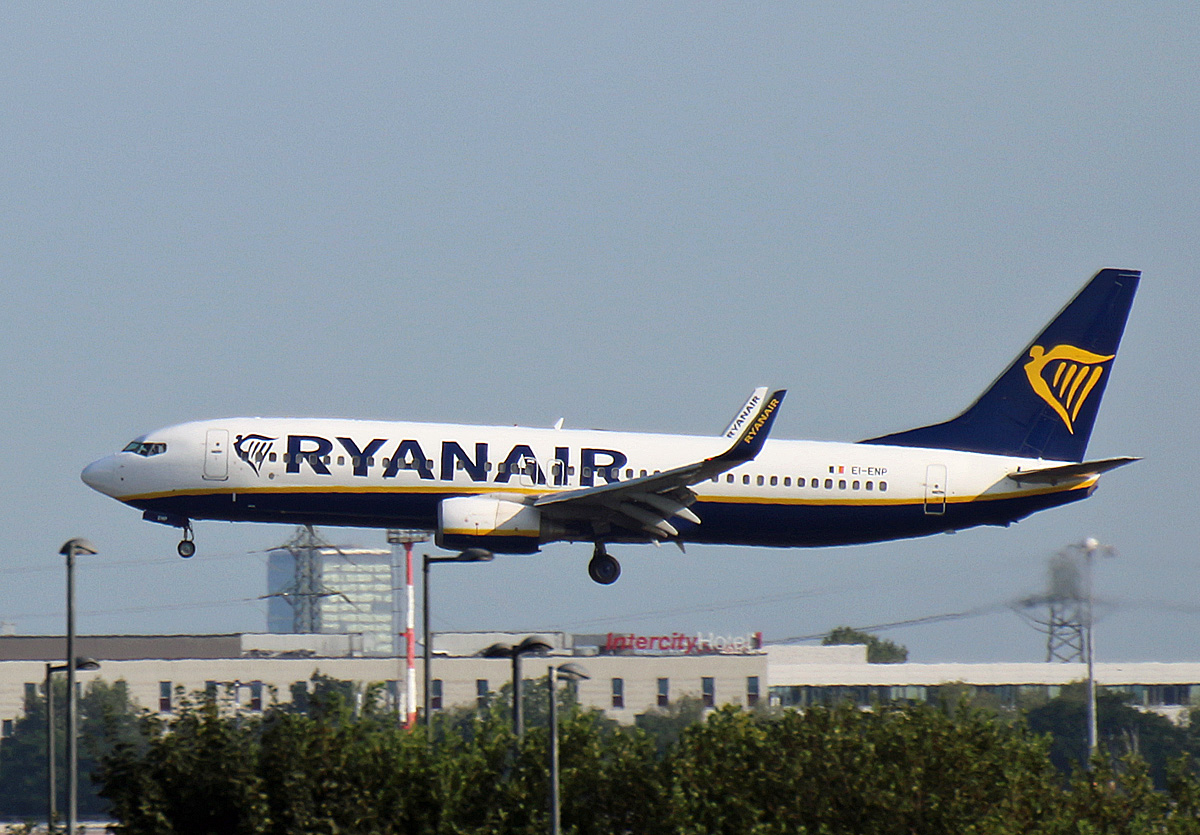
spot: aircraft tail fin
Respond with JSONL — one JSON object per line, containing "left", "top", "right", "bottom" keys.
{"left": 860, "top": 269, "right": 1140, "bottom": 462}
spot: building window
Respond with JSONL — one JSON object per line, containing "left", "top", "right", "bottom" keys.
{"left": 205, "top": 680, "right": 218, "bottom": 700}
{"left": 159, "top": 681, "right": 173, "bottom": 713}
{"left": 249, "top": 681, "right": 263, "bottom": 712}
{"left": 1, "top": 719, "right": 12, "bottom": 738}
{"left": 476, "top": 679, "right": 489, "bottom": 710}
{"left": 611, "top": 678, "right": 625, "bottom": 709}
{"left": 431, "top": 679, "right": 444, "bottom": 711}
{"left": 747, "top": 676, "right": 760, "bottom": 707}
{"left": 657, "top": 678, "right": 670, "bottom": 707}
{"left": 24, "top": 682, "right": 37, "bottom": 704}
{"left": 702, "top": 677, "right": 715, "bottom": 708}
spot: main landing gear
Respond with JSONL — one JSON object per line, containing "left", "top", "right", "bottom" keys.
{"left": 177, "top": 524, "right": 196, "bottom": 559}
{"left": 587, "top": 544, "right": 620, "bottom": 585}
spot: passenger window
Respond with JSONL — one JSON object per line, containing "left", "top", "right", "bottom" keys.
{"left": 838, "top": 480, "right": 846, "bottom": 489}
{"left": 269, "top": 452, "right": 277, "bottom": 463}
{"left": 770, "top": 476, "right": 778, "bottom": 486}
{"left": 368, "top": 457, "right": 375, "bottom": 467}
{"left": 866, "top": 481, "right": 873, "bottom": 491}
{"left": 323, "top": 455, "right": 330, "bottom": 465}
{"left": 784, "top": 477, "right": 791, "bottom": 487}
{"left": 626, "top": 468, "right": 634, "bottom": 479}
{"left": 352, "top": 457, "right": 361, "bottom": 468}
{"left": 582, "top": 467, "right": 591, "bottom": 479}
{"left": 337, "top": 456, "right": 345, "bottom": 466}
{"left": 756, "top": 475, "right": 764, "bottom": 486}
{"left": 852, "top": 480, "right": 860, "bottom": 490}
{"left": 825, "top": 478, "right": 833, "bottom": 489}
{"left": 742, "top": 475, "right": 750, "bottom": 485}
{"left": 880, "top": 481, "right": 888, "bottom": 491}
{"left": 796, "top": 477, "right": 805, "bottom": 487}
{"left": 640, "top": 470, "right": 648, "bottom": 478}
{"left": 726, "top": 474, "right": 734, "bottom": 483}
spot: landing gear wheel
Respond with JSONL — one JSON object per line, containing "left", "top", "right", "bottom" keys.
{"left": 588, "top": 550, "right": 621, "bottom": 585}
{"left": 177, "top": 524, "right": 195, "bottom": 558}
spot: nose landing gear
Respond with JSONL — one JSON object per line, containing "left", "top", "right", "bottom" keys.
{"left": 587, "top": 544, "right": 620, "bottom": 585}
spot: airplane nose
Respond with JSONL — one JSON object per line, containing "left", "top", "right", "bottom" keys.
{"left": 81, "top": 456, "right": 119, "bottom": 497}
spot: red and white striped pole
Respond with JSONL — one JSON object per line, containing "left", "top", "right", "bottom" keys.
{"left": 404, "top": 539, "right": 417, "bottom": 729}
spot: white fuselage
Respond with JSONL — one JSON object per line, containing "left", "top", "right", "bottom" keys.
{"left": 82, "top": 417, "right": 1095, "bottom": 550}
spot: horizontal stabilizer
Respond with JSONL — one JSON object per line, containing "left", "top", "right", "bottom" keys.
{"left": 1007, "top": 456, "right": 1140, "bottom": 485}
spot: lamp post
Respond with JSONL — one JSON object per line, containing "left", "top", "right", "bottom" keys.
{"left": 1080, "top": 536, "right": 1114, "bottom": 766}
{"left": 548, "top": 662, "right": 589, "bottom": 835}
{"left": 481, "top": 635, "right": 553, "bottom": 737}
{"left": 58, "top": 538, "right": 96, "bottom": 835}
{"left": 422, "top": 548, "right": 494, "bottom": 735}
{"left": 45, "top": 657, "right": 100, "bottom": 834}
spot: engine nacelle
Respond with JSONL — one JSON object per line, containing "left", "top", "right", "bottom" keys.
{"left": 437, "top": 495, "right": 547, "bottom": 554}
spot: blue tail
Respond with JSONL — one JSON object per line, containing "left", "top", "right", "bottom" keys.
{"left": 861, "top": 269, "right": 1140, "bottom": 462}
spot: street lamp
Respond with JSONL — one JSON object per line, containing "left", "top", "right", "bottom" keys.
{"left": 58, "top": 538, "right": 97, "bottom": 835}
{"left": 422, "top": 548, "right": 494, "bottom": 734}
{"left": 1080, "top": 536, "right": 1115, "bottom": 766}
{"left": 45, "top": 657, "right": 100, "bottom": 834}
{"left": 548, "top": 662, "right": 589, "bottom": 835}
{"left": 480, "top": 635, "right": 553, "bottom": 737}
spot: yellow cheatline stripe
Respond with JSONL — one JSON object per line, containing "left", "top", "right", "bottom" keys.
{"left": 121, "top": 483, "right": 545, "bottom": 502}
{"left": 123, "top": 477, "right": 1095, "bottom": 509}
{"left": 442, "top": 528, "right": 538, "bottom": 537}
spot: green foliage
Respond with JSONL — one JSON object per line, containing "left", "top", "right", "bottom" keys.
{"left": 1025, "top": 683, "right": 1194, "bottom": 787}
{"left": 0, "top": 677, "right": 143, "bottom": 819}
{"left": 823, "top": 625, "right": 909, "bottom": 663}
{"left": 84, "top": 675, "right": 1200, "bottom": 835}
{"left": 635, "top": 695, "right": 708, "bottom": 756}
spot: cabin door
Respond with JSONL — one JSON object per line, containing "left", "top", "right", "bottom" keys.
{"left": 203, "top": 429, "right": 229, "bottom": 480}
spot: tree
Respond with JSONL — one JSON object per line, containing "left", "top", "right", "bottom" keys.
{"left": 1025, "top": 682, "right": 1196, "bottom": 788}
{"left": 823, "top": 625, "right": 909, "bottom": 663}
{"left": 0, "top": 677, "right": 144, "bottom": 819}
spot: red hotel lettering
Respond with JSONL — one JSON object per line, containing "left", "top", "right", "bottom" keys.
{"left": 605, "top": 631, "right": 763, "bottom": 654}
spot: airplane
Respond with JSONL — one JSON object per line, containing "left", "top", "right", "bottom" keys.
{"left": 82, "top": 268, "right": 1140, "bottom": 585}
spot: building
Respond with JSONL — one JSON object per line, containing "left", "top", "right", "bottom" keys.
{"left": 267, "top": 542, "right": 400, "bottom": 655}
{"left": 2, "top": 633, "right": 1199, "bottom": 739}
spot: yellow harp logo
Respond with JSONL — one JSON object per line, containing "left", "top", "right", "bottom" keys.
{"left": 1023, "top": 344, "right": 1114, "bottom": 434}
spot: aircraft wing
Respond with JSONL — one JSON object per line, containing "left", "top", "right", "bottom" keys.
{"left": 1006, "top": 456, "right": 1140, "bottom": 485}
{"left": 533, "top": 389, "right": 786, "bottom": 540}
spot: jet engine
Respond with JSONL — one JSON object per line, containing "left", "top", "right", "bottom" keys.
{"left": 436, "top": 495, "right": 557, "bottom": 554}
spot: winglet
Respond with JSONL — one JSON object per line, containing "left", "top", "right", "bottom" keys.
{"left": 722, "top": 387, "right": 769, "bottom": 438}
{"left": 712, "top": 389, "right": 786, "bottom": 466}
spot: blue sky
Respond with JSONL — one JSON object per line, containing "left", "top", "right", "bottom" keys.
{"left": 3, "top": 4, "right": 1197, "bottom": 662}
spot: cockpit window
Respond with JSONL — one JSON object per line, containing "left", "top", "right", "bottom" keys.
{"left": 122, "top": 441, "right": 167, "bottom": 456}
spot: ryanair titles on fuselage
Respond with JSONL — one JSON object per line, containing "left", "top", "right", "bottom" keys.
{"left": 258, "top": 433, "right": 628, "bottom": 487}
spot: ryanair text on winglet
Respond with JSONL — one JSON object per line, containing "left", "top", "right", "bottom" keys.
{"left": 741, "top": 397, "right": 780, "bottom": 445}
